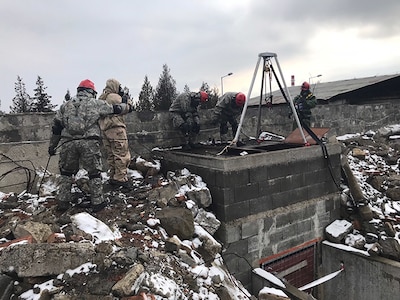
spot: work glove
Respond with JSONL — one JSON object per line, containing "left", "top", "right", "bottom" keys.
{"left": 295, "top": 102, "right": 304, "bottom": 111}
{"left": 179, "top": 123, "right": 190, "bottom": 135}
{"left": 113, "top": 103, "right": 133, "bottom": 114}
{"left": 48, "top": 134, "right": 61, "bottom": 156}
{"left": 48, "top": 146, "right": 56, "bottom": 156}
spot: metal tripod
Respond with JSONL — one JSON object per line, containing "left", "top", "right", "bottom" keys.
{"left": 233, "top": 52, "right": 307, "bottom": 145}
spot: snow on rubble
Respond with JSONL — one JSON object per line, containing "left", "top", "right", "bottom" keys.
{"left": 325, "top": 125, "right": 400, "bottom": 260}
{"left": 0, "top": 157, "right": 251, "bottom": 299}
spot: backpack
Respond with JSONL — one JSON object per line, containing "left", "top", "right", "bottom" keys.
{"left": 65, "top": 100, "right": 87, "bottom": 136}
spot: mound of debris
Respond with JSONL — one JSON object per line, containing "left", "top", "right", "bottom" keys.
{"left": 0, "top": 157, "right": 252, "bottom": 299}
{"left": 325, "top": 125, "right": 400, "bottom": 261}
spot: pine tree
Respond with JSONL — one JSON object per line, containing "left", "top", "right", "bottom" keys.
{"left": 31, "top": 76, "right": 56, "bottom": 112}
{"left": 10, "top": 76, "right": 31, "bottom": 113}
{"left": 153, "top": 64, "right": 177, "bottom": 111}
{"left": 64, "top": 89, "right": 71, "bottom": 102}
{"left": 183, "top": 84, "right": 190, "bottom": 94}
{"left": 199, "top": 82, "right": 218, "bottom": 109}
{"left": 136, "top": 75, "right": 154, "bottom": 112}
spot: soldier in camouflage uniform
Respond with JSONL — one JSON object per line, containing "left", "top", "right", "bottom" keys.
{"left": 211, "top": 92, "right": 246, "bottom": 142}
{"left": 169, "top": 91, "right": 209, "bottom": 150}
{"left": 98, "top": 79, "right": 132, "bottom": 190}
{"left": 48, "top": 79, "right": 132, "bottom": 212}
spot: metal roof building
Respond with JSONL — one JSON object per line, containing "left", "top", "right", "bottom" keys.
{"left": 248, "top": 74, "right": 400, "bottom": 106}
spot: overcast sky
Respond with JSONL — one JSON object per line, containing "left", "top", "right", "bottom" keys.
{"left": 1, "top": 0, "right": 399, "bottom": 112}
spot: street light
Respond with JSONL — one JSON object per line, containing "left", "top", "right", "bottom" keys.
{"left": 220, "top": 72, "right": 233, "bottom": 95}
{"left": 309, "top": 74, "right": 322, "bottom": 83}
{"left": 309, "top": 74, "right": 322, "bottom": 93}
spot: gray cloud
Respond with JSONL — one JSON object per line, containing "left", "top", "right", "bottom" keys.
{"left": 0, "top": 0, "right": 399, "bottom": 111}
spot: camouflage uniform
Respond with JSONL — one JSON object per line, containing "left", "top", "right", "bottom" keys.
{"left": 48, "top": 83, "right": 131, "bottom": 210}
{"left": 98, "top": 79, "right": 131, "bottom": 184}
{"left": 169, "top": 92, "right": 202, "bottom": 146}
{"left": 212, "top": 92, "right": 243, "bottom": 141}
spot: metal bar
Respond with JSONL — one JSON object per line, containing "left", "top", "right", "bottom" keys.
{"left": 273, "top": 55, "right": 307, "bottom": 144}
{"left": 233, "top": 55, "right": 262, "bottom": 144}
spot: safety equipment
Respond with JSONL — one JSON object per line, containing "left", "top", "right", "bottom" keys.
{"left": 235, "top": 92, "right": 246, "bottom": 106}
{"left": 78, "top": 79, "right": 96, "bottom": 92}
{"left": 301, "top": 82, "right": 310, "bottom": 91}
{"left": 200, "top": 91, "right": 209, "bottom": 103}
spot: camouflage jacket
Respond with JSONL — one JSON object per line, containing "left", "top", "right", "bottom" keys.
{"left": 53, "top": 90, "right": 116, "bottom": 139}
{"left": 212, "top": 92, "right": 242, "bottom": 121}
{"left": 169, "top": 92, "right": 200, "bottom": 118}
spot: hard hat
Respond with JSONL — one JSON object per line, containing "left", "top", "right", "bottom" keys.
{"left": 78, "top": 79, "right": 96, "bottom": 92}
{"left": 200, "top": 91, "right": 209, "bottom": 103}
{"left": 301, "top": 82, "right": 310, "bottom": 91}
{"left": 235, "top": 92, "right": 246, "bottom": 106}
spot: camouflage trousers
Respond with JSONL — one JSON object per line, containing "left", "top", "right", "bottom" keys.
{"left": 57, "top": 138, "right": 105, "bottom": 205}
{"left": 102, "top": 127, "right": 131, "bottom": 182}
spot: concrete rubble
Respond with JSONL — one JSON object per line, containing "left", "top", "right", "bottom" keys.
{"left": 325, "top": 127, "right": 400, "bottom": 262}
{"left": 0, "top": 161, "right": 252, "bottom": 299}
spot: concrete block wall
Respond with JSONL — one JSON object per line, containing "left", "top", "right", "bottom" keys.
{"left": 156, "top": 143, "right": 342, "bottom": 292}
{"left": 320, "top": 242, "right": 400, "bottom": 300}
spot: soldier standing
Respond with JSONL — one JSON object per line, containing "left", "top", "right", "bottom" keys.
{"left": 98, "top": 79, "right": 132, "bottom": 190}
{"left": 48, "top": 79, "right": 132, "bottom": 212}
{"left": 292, "top": 81, "right": 317, "bottom": 129}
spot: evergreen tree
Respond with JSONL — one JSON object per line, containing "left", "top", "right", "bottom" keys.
{"left": 64, "top": 89, "right": 71, "bottom": 102}
{"left": 199, "top": 82, "right": 219, "bottom": 109}
{"left": 153, "top": 64, "right": 177, "bottom": 111}
{"left": 10, "top": 76, "right": 31, "bottom": 113}
{"left": 31, "top": 76, "right": 56, "bottom": 112}
{"left": 183, "top": 84, "right": 190, "bottom": 94}
{"left": 136, "top": 75, "right": 154, "bottom": 112}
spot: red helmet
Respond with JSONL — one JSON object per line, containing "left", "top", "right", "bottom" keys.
{"left": 301, "top": 82, "right": 310, "bottom": 91}
{"left": 200, "top": 91, "right": 209, "bottom": 103}
{"left": 78, "top": 79, "right": 96, "bottom": 92}
{"left": 235, "top": 92, "right": 246, "bottom": 106}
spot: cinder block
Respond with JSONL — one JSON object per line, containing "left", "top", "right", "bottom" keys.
{"left": 259, "top": 177, "right": 283, "bottom": 195}
{"left": 209, "top": 186, "right": 234, "bottom": 206}
{"left": 234, "top": 182, "right": 259, "bottom": 202}
{"left": 249, "top": 195, "right": 274, "bottom": 215}
{"left": 225, "top": 201, "right": 250, "bottom": 221}
{"left": 216, "top": 170, "right": 250, "bottom": 188}
{"left": 242, "top": 220, "right": 260, "bottom": 239}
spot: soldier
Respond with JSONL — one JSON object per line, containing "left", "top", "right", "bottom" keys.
{"left": 48, "top": 79, "right": 133, "bottom": 212}
{"left": 169, "top": 91, "right": 209, "bottom": 150}
{"left": 292, "top": 81, "right": 317, "bottom": 129}
{"left": 98, "top": 79, "right": 132, "bottom": 190}
{"left": 211, "top": 92, "right": 246, "bottom": 142}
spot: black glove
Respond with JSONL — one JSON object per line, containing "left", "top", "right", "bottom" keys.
{"left": 179, "top": 123, "right": 190, "bottom": 135}
{"left": 48, "top": 134, "right": 61, "bottom": 156}
{"left": 113, "top": 103, "right": 132, "bottom": 114}
{"left": 295, "top": 101, "right": 304, "bottom": 111}
{"left": 48, "top": 147, "right": 56, "bottom": 156}
{"left": 192, "top": 122, "right": 200, "bottom": 134}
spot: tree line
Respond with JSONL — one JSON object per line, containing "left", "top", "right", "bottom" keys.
{"left": 7, "top": 64, "right": 220, "bottom": 114}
